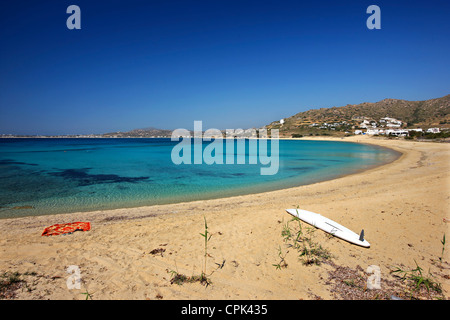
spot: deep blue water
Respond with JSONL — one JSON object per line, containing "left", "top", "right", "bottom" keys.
{"left": 0, "top": 138, "right": 399, "bottom": 218}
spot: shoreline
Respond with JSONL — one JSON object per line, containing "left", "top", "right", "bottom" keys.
{"left": 1, "top": 135, "right": 449, "bottom": 300}
{"left": 1, "top": 140, "right": 401, "bottom": 223}
{"left": 0, "top": 136, "right": 400, "bottom": 220}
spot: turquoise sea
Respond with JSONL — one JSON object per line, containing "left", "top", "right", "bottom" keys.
{"left": 0, "top": 138, "right": 399, "bottom": 218}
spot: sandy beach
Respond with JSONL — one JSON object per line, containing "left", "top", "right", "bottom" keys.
{"left": 1, "top": 135, "right": 449, "bottom": 300}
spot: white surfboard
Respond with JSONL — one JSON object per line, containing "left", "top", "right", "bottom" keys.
{"left": 285, "top": 208, "right": 370, "bottom": 248}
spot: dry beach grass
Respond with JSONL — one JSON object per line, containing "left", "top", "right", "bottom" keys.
{"left": 0, "top": 135, "right": 449, "bottom": 300}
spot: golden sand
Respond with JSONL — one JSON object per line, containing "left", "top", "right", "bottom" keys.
{"left": 1, "top": 135, "right": 449, "bottom": 299}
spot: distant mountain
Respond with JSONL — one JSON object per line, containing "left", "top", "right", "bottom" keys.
{"left": 267, "top": 94, "right": 450, "bottom": 137}
{"left": 102, "top": 127, "right": 174, "bottom": 138}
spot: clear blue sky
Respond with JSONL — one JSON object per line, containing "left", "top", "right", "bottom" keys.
{"left": 0, "top": 0, "right": 449, "bottom": 135}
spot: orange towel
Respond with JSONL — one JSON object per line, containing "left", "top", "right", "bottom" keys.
{"left": 42, "top": 222, "right": 91, "bottom": 236}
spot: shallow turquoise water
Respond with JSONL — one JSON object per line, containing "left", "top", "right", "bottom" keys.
{"left": 0, "top": 138, "right": 399, "bottom": 218}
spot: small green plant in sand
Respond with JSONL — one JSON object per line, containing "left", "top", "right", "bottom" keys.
{"left": 168, "top": 216, "right": 216, "bottom": 287}
{"left": 0, "top": 271, "right": 40, "bottom": 299}
{"left": 81, "top": 288, "right": 94, "bottom": 300}
{"left": 439, "top": 234, "right": 446, "bottom": 263}
{"left": 200, "top": 215, "right": 212, "bottom": 280}
{"left": 275, "top": 216, "right": 332, "bottom": 268}
{"left": 391, "top": 260, "right": 442, "bottom": 295}
{"left": 0, "top": 272, "right": 24, "bottom": 299}
{"left": 168, "top": 268, "right": 212, "bottom": 287}
{"left": 297, "top": 225, "right": 332, "bottom": 266}
{"left": 272, "top": 246, "right": 288, "bottom": 270}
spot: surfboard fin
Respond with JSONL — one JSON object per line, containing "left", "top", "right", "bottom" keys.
{"left": 359, "top": 229, "right": 365, "bottom": 242}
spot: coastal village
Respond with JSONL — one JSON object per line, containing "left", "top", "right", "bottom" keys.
{"left": 306, "top": 116, "right": 444, "bottom": 137}
{"left": 273, "top": 116, "right": 448, "bottom": 140}
{"left": 351, "top": 116, "right": 441, "bottom": 136}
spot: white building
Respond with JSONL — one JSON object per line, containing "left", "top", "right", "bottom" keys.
{"left": 427, "top": 128, "right": 440, "bottom": 133}
{"left": 366, "top": 128, "right": 385, "bottom": 135}
{"left": 386, "top": 129, "right": 408, "bottom": 136}
{"left": 359, "top": 120, "right": 370, "bottom": 129}
{"left": 382, "top": 117, "right": 402, "bottom": 125}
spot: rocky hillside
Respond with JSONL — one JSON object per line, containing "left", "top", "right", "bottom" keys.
{"left": 267, "top": 94, "right": 450, "bottom": 137}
